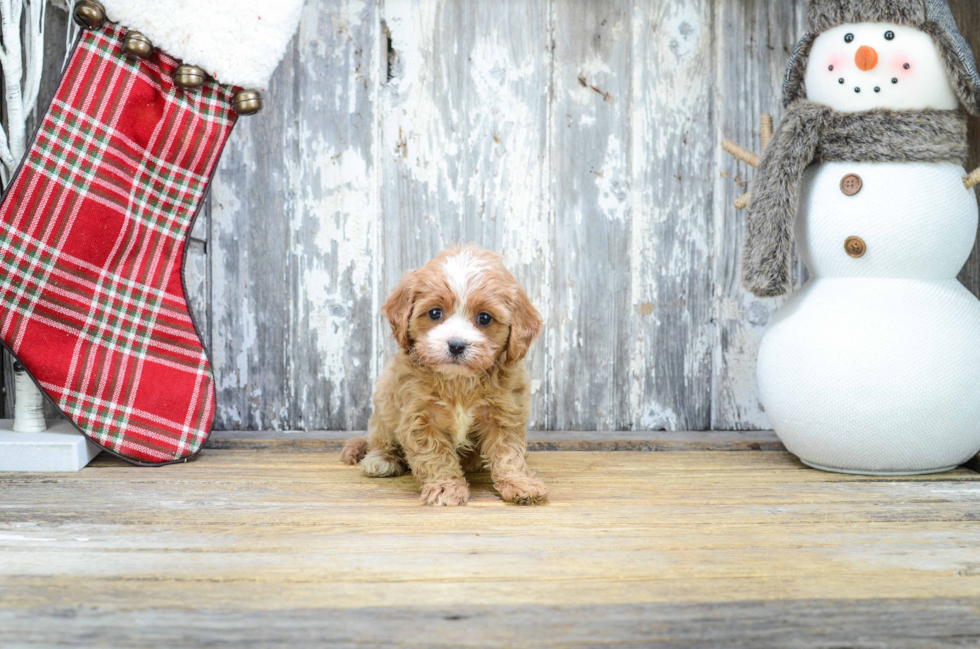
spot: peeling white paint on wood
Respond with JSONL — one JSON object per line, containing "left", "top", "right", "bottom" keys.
{"left": 380, "top": 0, "right": 553, "bottom": 426}
{"left": 550, "top": 0, "right": 632, "bottom": 430}
{"left": 209, "top": 0, "right": 381, "bottom": 430}
{"left": 24, "top": 0, "right": 966, "bottom": 433}
{"left": 629, "top": 0, "right": 713, "bottom": 432}
{"left": 710, "top": 0, "right": 808, "bottom": 431}
{"left": 202, "top": 0, "right": 817, "bottom": 433}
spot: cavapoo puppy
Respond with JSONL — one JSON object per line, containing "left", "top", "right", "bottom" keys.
{"left": 341, "top": 244, "right": 546, "bottom": 506}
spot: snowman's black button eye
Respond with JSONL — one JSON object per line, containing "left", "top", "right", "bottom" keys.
{"left": 885, "top": 31, "right": 895, "bottom": 40}
{"left": 845, "top": 33, "right": 855, "bottom": 43}
{"left": 839, "top": 78, "right": 845, "bottom": 84}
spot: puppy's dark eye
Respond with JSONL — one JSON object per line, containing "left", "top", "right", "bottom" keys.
{"left": 885, "top": 31, "right": 895, "bottom": 41}
{"left": 845, "top": 33, "right": 855, "bottom": 43}
{"left": 477, "top": 313, "right": 492, "bottom": 326}
{"left": 428, "top": 309, "right": 443, "bottom": 321}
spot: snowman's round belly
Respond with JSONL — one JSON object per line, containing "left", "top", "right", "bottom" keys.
{"left": 797, "top": 162, "right": 978, "bottom": 279}
{"left": 758, "top": 278, "right": 980, "bottom": 473}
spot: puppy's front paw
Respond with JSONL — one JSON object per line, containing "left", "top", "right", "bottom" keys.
{"left": 420, "top": 480, "right": 470, "bottom": 506}
{"left": 341, "top": 437, "right": 368, "bottom": 465}
{"left": 360, "top": 450, "right": 408, "bottom": 477}
{"left": 496, "top": 476, "right": 548, "bottom": 505}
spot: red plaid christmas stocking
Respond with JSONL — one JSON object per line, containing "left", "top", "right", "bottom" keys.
{"left": 0, "top": 3, "right": 301, "bottom": 464}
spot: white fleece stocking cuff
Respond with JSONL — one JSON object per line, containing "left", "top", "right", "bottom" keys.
{"left": 99, "top": 0, "right": 304, "bottom": 89}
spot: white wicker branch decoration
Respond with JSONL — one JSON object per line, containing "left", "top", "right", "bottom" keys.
{"left": 0, "top": 0, "right": 47, "bottom": 432}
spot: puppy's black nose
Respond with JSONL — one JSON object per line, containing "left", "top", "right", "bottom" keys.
{"left": 448, "top": 340, "right": 468, "bottom": 357}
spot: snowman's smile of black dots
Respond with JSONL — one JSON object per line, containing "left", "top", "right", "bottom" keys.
{"left": 835, "top": 75, "right": 884, "bottom": 94}
{"left": 828, "top": 30, "right": 907, "bottom": 97}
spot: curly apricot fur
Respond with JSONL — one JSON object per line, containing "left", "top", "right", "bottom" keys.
{"left": 341, "top": 244, "right": 546, "bottom": 506}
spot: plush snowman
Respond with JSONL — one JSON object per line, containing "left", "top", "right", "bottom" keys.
{"left": 727, "top": 0, "right": 980, "bottom": 474}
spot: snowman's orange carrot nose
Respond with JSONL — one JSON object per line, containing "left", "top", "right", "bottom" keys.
{"left": 855, "top": 46, "right": 879, "bottom": 71}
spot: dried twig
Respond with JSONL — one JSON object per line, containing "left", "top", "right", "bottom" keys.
{"left": 721, "top": 139, "right": 760, "bottom": 168}
{"left": 722, "top": 114, "right": 772, "bottom": 210}
{"left": 965, "top": 167, "right": 980, "bottom": 190}
{"left": 760, "top": 114, "right": 774, "bottom": 150}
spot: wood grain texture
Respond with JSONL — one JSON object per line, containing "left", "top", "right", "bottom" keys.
{"left": 4, "top": 599, "right": 980, "bottom": 648}
{"left": 549, "top": 0, "right": 633, "bottom": 430}
{"left": 183, "top": 196, "right": 211, "bottom": 353}
{"left": 954, "top": 0, "right": 980, "bottom": 298}
{"left": 3, "top": 600, "right": 980, "bottom": 648}
{"left": 210, "top": 0, "right": 381, "bottom": 430}
{"left": 16, "top": 1, "right": 980, "bottom": 433}
{"left": 629, "top": 0, "right": 713, "bottom": 431}
{"left": 379, "top": 0, "right": 553, "bottom": 425}
{"left": 1, "top": 449, "right": 979, "bottom": 646}
{"left": 711, "top": 0, "right": 807, "bottom": 431}
{"left": 202, "top": 429, "right": 787, "bottom": 452}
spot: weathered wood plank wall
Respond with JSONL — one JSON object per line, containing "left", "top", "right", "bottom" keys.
{"left": 18, "top": 0, "right": 980, "bottom": 432}
{"left": 712, "top": 1, "right": 808, "bottom": 430}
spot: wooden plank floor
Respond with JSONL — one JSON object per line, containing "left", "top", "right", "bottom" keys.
{"left": 2, "top": 448, "right": 980, "bottom": 647}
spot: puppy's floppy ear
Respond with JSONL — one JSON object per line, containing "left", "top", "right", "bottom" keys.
{"left": 506, "top": 285, "right": 542, "bottom": 365}
{"left": 382, "top": 271, "right": 416, "bottom": 352}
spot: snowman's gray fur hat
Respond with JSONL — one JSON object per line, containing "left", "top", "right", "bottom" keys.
{"left": 783, "top": 0, "right": 980, "bottom": 114}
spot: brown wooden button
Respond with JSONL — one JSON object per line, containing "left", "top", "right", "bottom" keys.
{"left": 844, "top": 236, "right": 867, "bottom": 258}
{"left": 840, "top": 173, "right": 863, "bottom": 196}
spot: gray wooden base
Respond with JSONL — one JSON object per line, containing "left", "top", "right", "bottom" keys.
{"left": 2, "top": 598, "right": 977, "bottom": 648}
{"left": 2, "top": 449, "right": 978, "bottom": 647}
{"left": 0, "top": 420, "right": 100, "bottom": 472}
{"left": 205, "top": 429, "right": 787, "bottom": 452}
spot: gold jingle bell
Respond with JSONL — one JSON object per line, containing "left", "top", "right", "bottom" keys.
{"left": 233, "top": 90, "right": 263, "bottom": 116}
{"left": 173, "top": 65, "right": 207, "bottom": 90}
{"left": 122, "top": 31, "right": 153, "bottom": 60}
{"left": 72, "top": 0, "right": 106, "bottom": 29}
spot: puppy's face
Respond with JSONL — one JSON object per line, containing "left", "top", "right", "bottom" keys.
{"left": 382, "top": 245, "right": 542, "bottom": 376}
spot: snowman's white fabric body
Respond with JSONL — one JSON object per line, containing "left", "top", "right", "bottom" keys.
{"left": 760, "top": 160, "right": 980, "bottom": 474}
{"left": 748, "top": 5, "right": 980, "bottom": 474}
